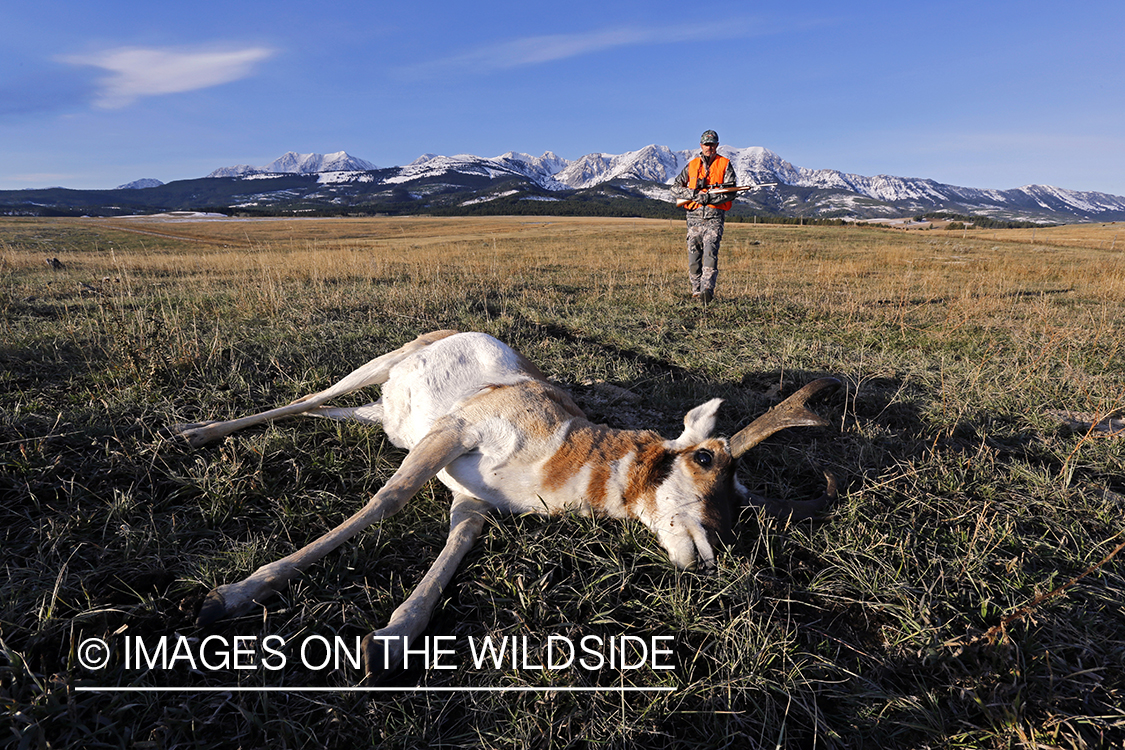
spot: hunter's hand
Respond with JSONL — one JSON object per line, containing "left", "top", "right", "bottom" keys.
{"left": 694, "top": 191, "right": 710, "bottom": 205}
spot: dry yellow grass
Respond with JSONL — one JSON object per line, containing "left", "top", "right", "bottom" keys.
{"left": 963, "top": 220, "right": 1124, "bottom": 250}
{"left": 6, "top": 216, "right": 1124, "bottom": 375}
{"left": 7, "top": 215, "right": 1124, "bottom": 296}
{"left": 7, "top": 215, "right": 1123, "bottom": 389}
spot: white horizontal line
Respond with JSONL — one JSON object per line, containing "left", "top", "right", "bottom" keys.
{"left": 76, "top": 686, "right": 675, "bottom": 693}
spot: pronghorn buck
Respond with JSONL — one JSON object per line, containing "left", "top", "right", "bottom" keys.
{"left": 175, "top": 330, "right": 839, "bottom": 674}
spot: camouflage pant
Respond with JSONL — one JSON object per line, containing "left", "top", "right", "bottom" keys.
{"left": 686, "top": 213, "right": 724, "bottom": 293}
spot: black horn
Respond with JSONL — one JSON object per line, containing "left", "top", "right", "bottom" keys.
{"left": 745, "top": 470, "right": 838, "bottom": 521}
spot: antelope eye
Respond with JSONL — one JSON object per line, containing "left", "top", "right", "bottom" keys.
{"left": 694, "top": 449, "right": 714, "bottom": 467}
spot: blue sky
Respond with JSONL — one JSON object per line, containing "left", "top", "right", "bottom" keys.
{"left": 3, "top": 0, "right": 1123, "bottom": 195}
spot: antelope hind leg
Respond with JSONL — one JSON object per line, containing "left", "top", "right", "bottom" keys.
{"left": 173, "top": 330, "right": 459, "bottom": 447}
{"left": 363, "top": 493, "right": 492, "bottom": 675}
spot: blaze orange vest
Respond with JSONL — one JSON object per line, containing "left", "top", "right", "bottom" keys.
{"left": 685, "top": 155, "right": 733, "bottom": 211}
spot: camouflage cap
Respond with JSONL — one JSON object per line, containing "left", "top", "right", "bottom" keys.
{"left": 700, "top": 130, "right": 719, "bottom": 145}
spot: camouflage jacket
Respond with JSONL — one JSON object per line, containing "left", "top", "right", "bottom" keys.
{"left": 671, "top": 153, "right": 738, "bottom": 220}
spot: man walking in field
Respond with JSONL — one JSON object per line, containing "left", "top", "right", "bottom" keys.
{"left": 671, "top": 130, "right": 738, "bottom": 303}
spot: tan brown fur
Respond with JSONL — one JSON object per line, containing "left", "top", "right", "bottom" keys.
{"left": 622, "top": 439, "right": 676, "bottom": 517}
{"left": 456, "top": 380, "right": 584, "bottom": 443}
{"left": 542, "top": 423, "right": 665, "bottom": 513}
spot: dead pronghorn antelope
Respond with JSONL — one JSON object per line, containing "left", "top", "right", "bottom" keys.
{"left": 174, "top": 330, "right": 839, "bottom": 674}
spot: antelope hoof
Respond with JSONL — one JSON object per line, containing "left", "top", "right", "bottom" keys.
{"left": 170, "top": 422, "right": 223, "bottom": 448}
{"left": 196, "top": 589, "right": 229, "bottom": 627}
{"left": 362, "top": 630, "right": 407, "bottom": 676}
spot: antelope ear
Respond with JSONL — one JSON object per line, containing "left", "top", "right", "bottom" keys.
{"left": 671, "top": 398, "right": 723, "bottom": 448}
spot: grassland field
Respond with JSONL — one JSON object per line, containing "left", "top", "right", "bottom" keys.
{"left": 2, "top": 215, "right": 1124, "bottom": 748}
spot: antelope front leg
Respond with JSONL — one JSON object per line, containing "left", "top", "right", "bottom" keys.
{"left": 196, "top": 420, "right": 476, "bottom": 626}
{"left": 363, "top": 493, "right": 491, "bottom": 675}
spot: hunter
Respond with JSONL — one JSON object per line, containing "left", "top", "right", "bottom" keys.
{"left": 671, "top": 129, "right": 737, "bottom": 303}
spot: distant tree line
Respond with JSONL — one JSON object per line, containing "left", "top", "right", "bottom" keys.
{"left": 221, "top": 201, "right": 863, "bottom": 225}
{"left": 915, "top": 212, "right": 1056, "bottom": 229}
{"left": 728, "top": 214, "right": 852, "bottom": 226}
{"left": 427, "top": 194, "right": 684, "bottom": 220}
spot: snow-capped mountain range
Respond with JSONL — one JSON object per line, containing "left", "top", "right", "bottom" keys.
{"left": 197, "top": 145, "right": 1125, "bottom": 222}
{"left": 5, "top": 146, "right": 1124, "bottom": 222}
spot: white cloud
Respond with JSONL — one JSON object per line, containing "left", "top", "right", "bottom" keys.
{"left": 60, "top": 45, "right": 276, "bottom": 108}
{"left": 407, "top": 20, "right": 764, "bottom": 77}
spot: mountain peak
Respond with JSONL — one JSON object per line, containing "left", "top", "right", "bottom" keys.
{"left": 208, "top": 151, "right": 376, "bottom": 178}
{"left": 115, "top": 178, "right": 164, "bottom": 190}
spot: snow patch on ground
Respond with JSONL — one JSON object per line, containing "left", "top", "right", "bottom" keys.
{"left": 460, "top": 190, "right": 520, "bottom": 206}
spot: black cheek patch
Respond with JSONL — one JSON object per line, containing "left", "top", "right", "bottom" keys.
{"left": 699, "top": 470, "right": 737, "bottom": 545}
